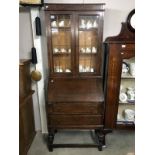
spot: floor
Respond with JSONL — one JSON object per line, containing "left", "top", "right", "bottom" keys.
{"left": 28, "top": 130, "right": 135, "bottom": 155}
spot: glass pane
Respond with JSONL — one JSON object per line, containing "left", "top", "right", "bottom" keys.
{"left": 78, "top": 15, "right": 99, "bottom": 73}
{"left": 79, "top": 15, "right": 99, "bottom": 29}
{"left": 51, "top": 15, "right": 71, "bottom": 28}
{"left": 53, "top": 55, "right": 71, "bottom": 73}
{"left": 51, "top": 15, "right": 72, "bottom": 73}
{"left": 52, "top": 29, "right": 71, "bottom": 53}
{"left": 79, "top": 31, "right": 98, "bottom": 50}
{"left": 117, "top": 57, "right": 135, "bottom": 123}
{"left": 79, "top": 30, "right": 98, "bottom": 73}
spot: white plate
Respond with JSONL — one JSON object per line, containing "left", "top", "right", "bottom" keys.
{"left": 119, "top": 93, "right": 127, "bottom": 102}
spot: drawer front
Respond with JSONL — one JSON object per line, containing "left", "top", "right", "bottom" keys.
{"left": 119, "top": 44, "right": 135, "bottom": 58}
{"left": 119, "top": 44, "right": 134, "bottom": 51}
{"left": 48, "top": 115, "right": 103, "bottom": 126}
{"left": 47, "top": 102, "right": 103, "bottom": 114}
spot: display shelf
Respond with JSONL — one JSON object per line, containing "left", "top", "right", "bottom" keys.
{"left": 51, "top": 27, "right": 71, "bottom": 30}
{"left": 117, "top": 115, "right": 135, "bottom": 128}
{"left": 119, "top": 101, "right": 135, "bottom": 105}
{"left": 54, "top": 71, "right": 72, "bottom": 73}
{"left": 53, "top": 53, "right": 71, "bottom": 56}
{"left": 79, "top": 71, "right": 95, "bottom": 73}
{"left": 117, "top": 114, "right": 135, "bottom": 124}
{"left": 78, "top": 28, "right": 98, "bottom": 31}
{"left": 79, "top": 53, "right": 97, "bottom": 55}
{"left": 121, "top": 73, "right": 135, "bottom": 79}
{"left": 117, "top": 104, "right": 135, "bottom": 129}
{"left": 119, "top": 58, "right": 135, "bottom": 129}
{"left": 117, "top": 120, "right": 134, "bottom": 125}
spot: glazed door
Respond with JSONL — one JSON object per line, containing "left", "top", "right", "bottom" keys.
{"left": 117, "top": 44, "right": 135, "bottom": 128}
{"left": 46, "top": 12, "right": 74, "bottom": 77}
{"left": 76, "top": 12, "right": 104, "bottom": 76}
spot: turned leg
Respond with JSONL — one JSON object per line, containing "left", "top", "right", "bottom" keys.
{"left": 95, "top": 129, "right": 105, "bottom": 151}
{"left": 48, "top": 131, "right": 55, "bottom": 152}
{"left": 98, "top": 133, "right": 105, "bottom": 151}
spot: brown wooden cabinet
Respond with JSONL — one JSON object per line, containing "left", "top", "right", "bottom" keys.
{"left": 45, "top": 3, "right": 111, "bottom": 151}
{"left": 104, "top": 19, "right": 135, "bottom": 130}
{"left": 19, "top": 59, "right": 36, "bottom": 155}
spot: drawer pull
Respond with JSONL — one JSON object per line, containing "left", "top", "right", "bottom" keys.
{"left": 121, "top": 45, "right": 126, "bottom": 48}
{"left": 51, "top": 80, "right": 54, "bottom": 83}
{"left": 45, "top": 5, "right": 49, "bottom": 9}
{"left": 121, "top": 52, "right": 124, "bottom": 55}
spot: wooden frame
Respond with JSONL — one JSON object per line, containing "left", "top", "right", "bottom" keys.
{"left": 75, "top": 11, "right": 104, "bottom": 77}
{"left": 104, "top": 21, "right": 135, "bottom": 130}
{"left": 44, "top": 4, "right": 113, "bottom": 152}
{"left": 45, "top": 7, "right": 104, "bottom": 78}
{"left": 44, "top": 3, "right": 105, "bottom": 11}
{"left": 19, "top": 59, "right": 36, "bottom": 155}
{"left": 45, "top": 11, "right": 74, "bottom": 78}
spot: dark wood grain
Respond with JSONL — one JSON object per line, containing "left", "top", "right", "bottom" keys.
{"left": 47, "top": 78, "right": 104, "bottom": 102}
{"left": 48, "top": 102, "right": 103, "bottom": 114}
{"left": 19, "top": 59, "right": 32, "bottom": 101}
{"left": 45, "top": 4, "right": 108, "bottom": 151}
{"left": 19, "top": 59, "right": 36, "bottom": 155}
{"left": 48, "top": 125, "right": 103, "bottom": 130}
{"left": 48, "top": 114, "right": 103, "bottom": 126}
{"left": 104, "top": 22, "right": 135, "bottom": 130}
{"left": 44, "top": 3, "right": 105, "bottom": 11}
{"left": 116, "top": 122, "right": 135, "bottom": 130}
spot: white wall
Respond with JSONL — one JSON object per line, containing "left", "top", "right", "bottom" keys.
{"left": 103, "top": 0, "right": 134, "bottom": 40}
{"left": 19, "top": 11, "right": 33, "bottom": 59}
{"left": 19, "top": 0, "right": 135, "bottom": 132}
{"left": 19, "top": 10, "right": 41, "bottom": 131}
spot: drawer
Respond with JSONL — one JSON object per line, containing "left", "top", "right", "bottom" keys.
{"left": 47, "top": 102, "right": 103, "bottom": 114}
{"left": 48, "top": 114, "right": 103, "bottom": 126}
{"left": 119, "top": 44, "right": 134, "bottom": 51}
{"left": 119, "top": 44, "right": 135, "bottom": 58}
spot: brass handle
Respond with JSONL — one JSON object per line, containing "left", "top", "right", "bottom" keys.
{"left": 31, "top": 70, "right": 42, "bottom": 81}
{"left": 121, "top": 44, "right": 126, "bottom": 48}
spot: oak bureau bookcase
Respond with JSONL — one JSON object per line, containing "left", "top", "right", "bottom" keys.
{"left": 44, "top": 3, "right": 111, "bottom": 151}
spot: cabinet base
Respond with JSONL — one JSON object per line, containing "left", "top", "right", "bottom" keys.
{"left": 47, "top": 129, "right": 112, "bottom": 151}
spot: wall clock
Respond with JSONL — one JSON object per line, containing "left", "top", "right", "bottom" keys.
{"left": 127, "top": 9, "right": 135, "bottom": 32}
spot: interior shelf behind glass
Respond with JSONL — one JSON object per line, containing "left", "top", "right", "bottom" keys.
{"left": 51, "top": 14, "right": 72, "bottom": 73}
{"left": 51, "top": 15, "right": 71, "bottom": 28}
{"left": 78, "top": 19, "right": 98, "bottom": 73}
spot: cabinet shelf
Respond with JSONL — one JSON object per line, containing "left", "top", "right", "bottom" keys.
{"left": 79, "top": 72, "right": 96, "bottom": 74}
{"left": 51, "top": 27, "right": 71, "bottom": 29}
{"left": 119, "top": 102, "right": 135, "bottom": 105}
{"left": 79, "top": 53, "right": 97, "bottom": 55}
{"left": 117, "top": 120, "right": 135, "bottom": 125}
{"left": 53, "top": 53, "right": 71, "bottom": 56}
{"left": 79, "top": 28, "right": 98, "bottom": 31}
{"left": 121, "top": 73, "right": 135, "bottom": 79}
{"left": 54, "top": 72, "right": 72, "bottom": 74}
{"left": 52, "top": 45, "right": 71, "bottom": 47}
